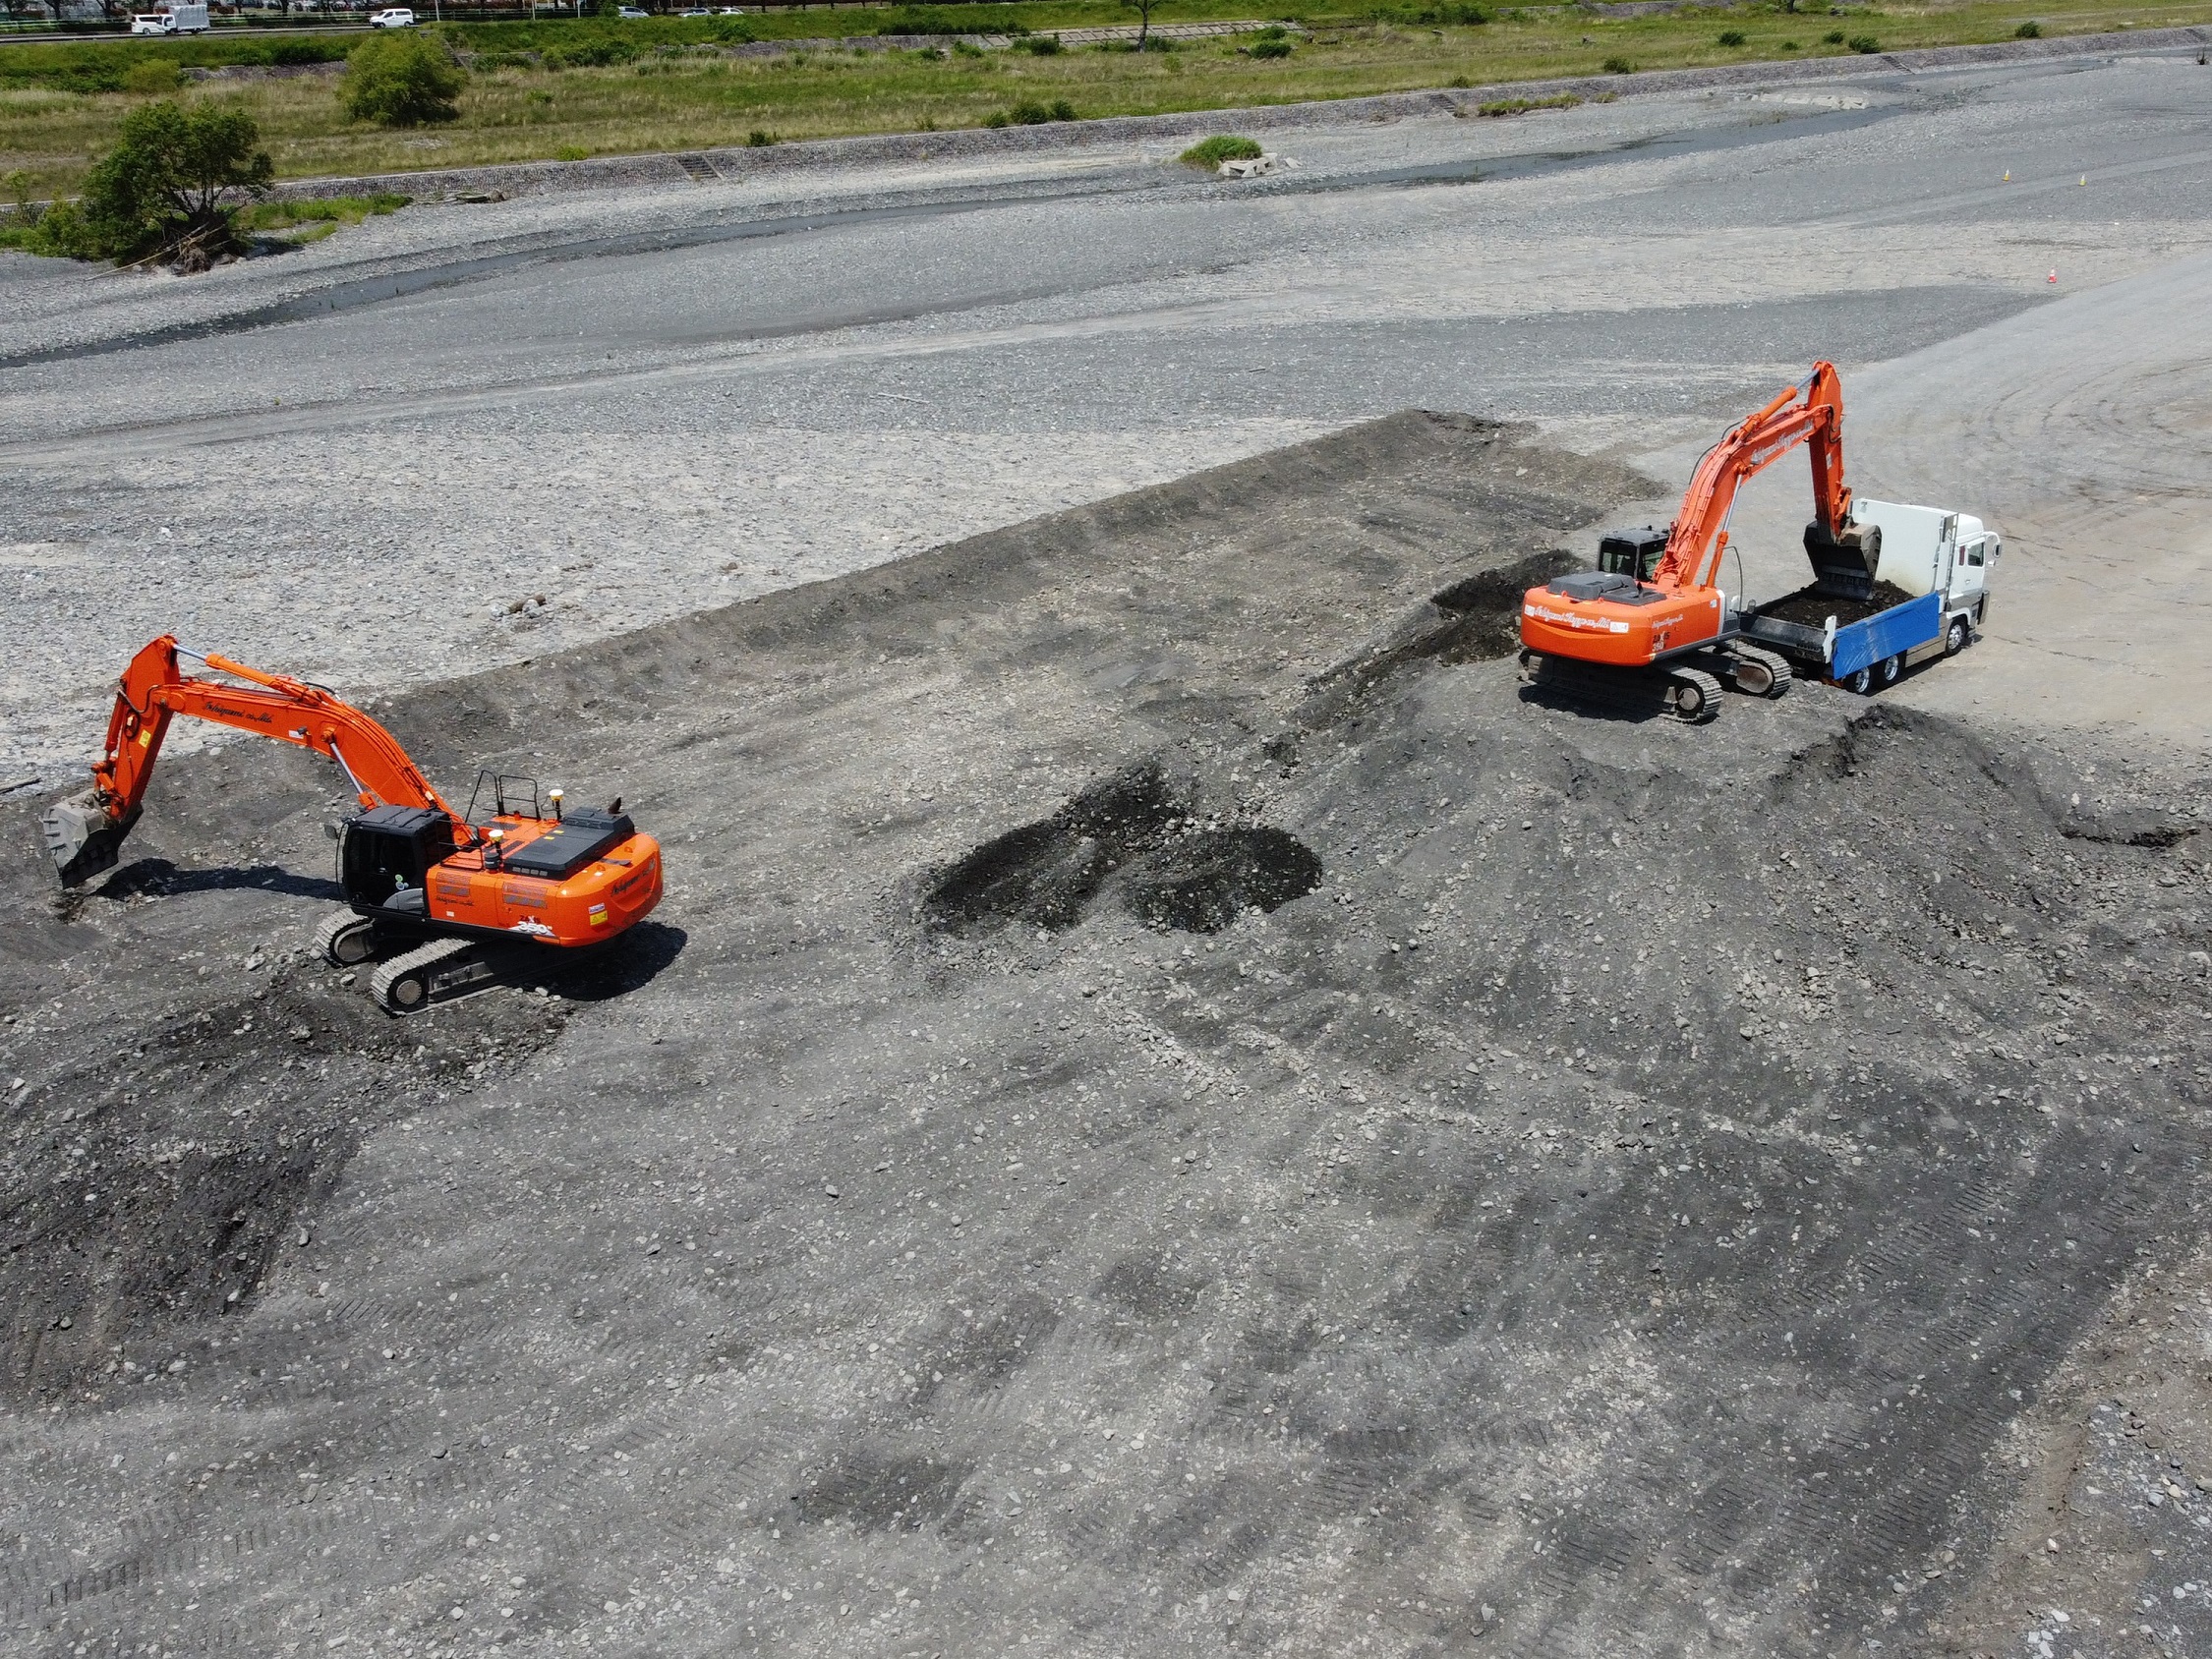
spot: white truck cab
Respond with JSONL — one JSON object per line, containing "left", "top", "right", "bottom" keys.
{"left": 1856, "top": 497, "right": 1999, "bottom": 634}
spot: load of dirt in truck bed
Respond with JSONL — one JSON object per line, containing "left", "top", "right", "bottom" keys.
{"left": 3, "top": 411, "right": 2208, "bottom": 1659}
{"left": 1757, "top": 577, "right": 1918, "bottom": 627}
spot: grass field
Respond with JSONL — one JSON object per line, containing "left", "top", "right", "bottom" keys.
{"left": 4, "top": 0, "right": 2208, "bottom": 200}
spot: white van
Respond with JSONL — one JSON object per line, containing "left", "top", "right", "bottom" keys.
{"left": 130, "top": 4, "right": 209, "bottom": 32}
{"left": 370, "top": 6, "right": 417, "bottom": 24}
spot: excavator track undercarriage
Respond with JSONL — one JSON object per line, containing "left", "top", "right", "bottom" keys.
{"left": 1519, "top": 651, "right": 1737, "bottom": 724}
{"left": 369, "top": 935, "right": 502, "bottom": 1014}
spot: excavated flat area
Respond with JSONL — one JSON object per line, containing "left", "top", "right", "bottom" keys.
{"left": 2, "top": 413, "right": 2209, "bottom": 1657}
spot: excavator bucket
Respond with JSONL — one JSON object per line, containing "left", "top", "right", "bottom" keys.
{"left": 1804, "top": 520, "right": 1883, "bottom": 601}
{"left": 41, "top": 794, "right": 138, "bottom": 887}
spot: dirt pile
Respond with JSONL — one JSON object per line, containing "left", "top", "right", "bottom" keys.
{"left": 2, "top": 412, "right": 2208, "bottom": 1658}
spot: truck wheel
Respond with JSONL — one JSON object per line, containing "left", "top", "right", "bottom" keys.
{"left": 1879, "top": 654, "right": 1902, "bottom": 685}
{"left": 1844, "top": 666, "right": 1874, "bottom": 695}
{"left": 1945, "top": 616, "right": 1969, "bottom": 657}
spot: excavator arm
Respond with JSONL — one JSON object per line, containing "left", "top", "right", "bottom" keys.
{"left": 1655, "top": 360, "right": 1856, "bottom": 592}
{"left": 43, "top": 634, "right": 465, "bottom": 887}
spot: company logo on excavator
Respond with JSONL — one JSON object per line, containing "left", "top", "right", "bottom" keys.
{"left": 1524, "top": 602, "right": 1631, "bottom": 635}
{"left": 204, "top": 701, "right": 273, "bottom": 725}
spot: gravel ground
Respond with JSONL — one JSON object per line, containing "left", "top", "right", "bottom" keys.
{"left": 7, "top": 50, "right": 2212, "bottom": 787}
{"left": 2, "top": 411, "right": 2208, "bottom": 1659}
{"left": 4, "top": 43, "right": 2212, "bottom": 1659}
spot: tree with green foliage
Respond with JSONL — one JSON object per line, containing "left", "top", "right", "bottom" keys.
{"left": 341, "top": 30, "right": 468, "bottom": 128}
{"left": 1121, "top": 0, "right": 1160, "bottom": 48}
{"left": 41, "top": 98, "right": 274, "bottom": 267}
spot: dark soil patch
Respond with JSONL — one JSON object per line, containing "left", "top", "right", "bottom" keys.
{"left": 1757, "top": 578, "right": 1917, "bottom": 628}
{"left": 0, "top": 968, "right": 568, "bottom": 1399}
{"left": 921, "top": 763, "right": 1182, "bottom": 936}
{"left": 922, "top": 766, "right": 1320, "bottom": 938}
{"left": 1122, "top": 826, "right": 1323, "bottom": 934}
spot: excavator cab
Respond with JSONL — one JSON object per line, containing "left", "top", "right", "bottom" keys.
{"left": 1595, "top": 526, "right": 1668, "bottom": 583}
{"left": 341, "top": 804, "right": 457, "bottom": 912}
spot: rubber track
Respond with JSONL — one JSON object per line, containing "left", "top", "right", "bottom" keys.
{"left": 367, "top": 935, "right": 480, "bottom": 1014}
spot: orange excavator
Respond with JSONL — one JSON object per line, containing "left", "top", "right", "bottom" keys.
{"left": 1517, "top": 360, "right": 1881, "bottom": 722}
{"left": 42, "top": 636, "right": 664, "bottom": 1013}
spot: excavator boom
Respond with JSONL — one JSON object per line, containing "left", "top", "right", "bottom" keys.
{"left": 1654, "top": 360, "right": 1855, "bottom": 592}
{"left": 44, "top": 635, "right": 463, "bottom": 887}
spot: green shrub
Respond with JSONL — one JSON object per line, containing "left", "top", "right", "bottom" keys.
{"left": 2013, "top": 19, "right": 2041, "bottom": 36}
{"left": 1717, "top": 29, "right": 1746, "bottom": 46}
{"left": 1139, "top": 34, "right": 1176, "bottom": 50}
{"left": 269, "top": 39, "right": 344, "bottom": 66}
{"left": 746, "top": 129, "right": 775, "bottom": 145}
{"left": 952, "top": 38, "right": 985, "bottom": 57}
{"left": 1780, "top": 37, "right": 1799, "bottom": 48}
{"left": 232, "top": 191, "right": 409, "bottom": 233}
{"left": 1016, "top": 33, "right": 1062, "bottom": 54}
{"left": 1601, "top": 54, "right": 1634, "bottom": 72}
{"left": 544, "top": 36, "right": 638, "bottom": 70}
{"left": 72, "top": 98, "right": 272, "bottom": 265}
{"left": 123, "top": 58, "right": 183, "bottom": 95}
{"left": 1250, "top": 36, "right": 1294, "bottom": 57}
{"left": 1847, "top": 33, "right": 1881, "bottom": 52}
{"left": 1378, "top": 3, "right": 1487, "bottom": 21}
{"left": 12, "top": 200, "right": 99, "bottom": 259}
{"left": 342, "top": 31, "right": 467, "bottom": 127}
{"left": 1180, "top": 134, "right": 1262, "bottom": 167}
{"left": 1822, "top": 29, "right": 1845, "bottom": 42}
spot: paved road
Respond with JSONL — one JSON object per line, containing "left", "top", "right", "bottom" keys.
{"left": 4, "top": 48, "right": 2210, "bottom": 780}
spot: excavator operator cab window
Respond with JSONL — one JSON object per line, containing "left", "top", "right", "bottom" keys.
{"left": 342, "top": 804, "right": 456, "bottom": 911}
{"left": 1596, "top": 526, "right": 1668, "bottom": 583}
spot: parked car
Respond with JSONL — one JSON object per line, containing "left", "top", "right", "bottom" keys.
{"left": 369, "top": 5, "right": 416, "bottom": 23}
{"left": 616, "top": 5, "right": 648, "bottom": 15}
{"left": 679, "top": 6, "right": 711, "bottom": 13}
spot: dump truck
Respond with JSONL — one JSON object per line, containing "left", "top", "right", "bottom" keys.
{"left": 1739, "top": 499, "right": 1998, "bottom": 692}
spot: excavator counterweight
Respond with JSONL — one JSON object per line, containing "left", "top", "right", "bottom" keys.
{"left": 43, "top": 636, "right": 664, "bottom": 1012}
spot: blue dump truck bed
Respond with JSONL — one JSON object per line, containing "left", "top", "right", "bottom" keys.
{"left": 1740, "top": 590, "right": 1943, "bottom": 682}
{"left": 1830, "top": 592, "right": 1941, "bottom": 679}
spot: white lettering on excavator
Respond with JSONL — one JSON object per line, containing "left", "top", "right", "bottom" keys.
{"left": 1525, "top": 603, "right": 1630, "bottom": 635}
